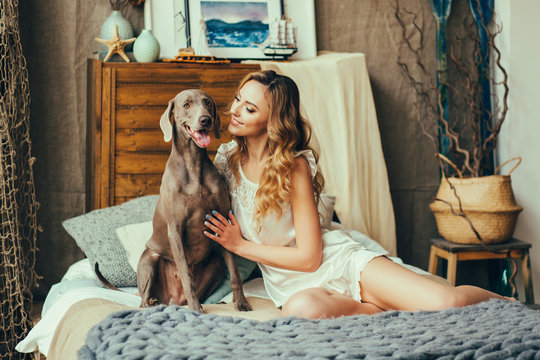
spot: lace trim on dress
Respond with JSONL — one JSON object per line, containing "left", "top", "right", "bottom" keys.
{"left": 232, "top": 169, "right": 257, "bottom": 215}
{"left": 214, "top": 142, "right": 257, "bottom": 215}
{"left": 214, "top": 141, "right": 317, "bottom": 216}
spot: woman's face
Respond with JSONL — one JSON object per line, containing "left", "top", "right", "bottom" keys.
{"left": 228, "top": 80, "right": 270, "bottom": 138}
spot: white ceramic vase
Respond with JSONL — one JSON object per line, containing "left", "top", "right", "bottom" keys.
{"left": 100, "top": 10, "right": 134, "bottom": 51}
{"left": 133, "top": 29, "right": 161, "bottom": 63}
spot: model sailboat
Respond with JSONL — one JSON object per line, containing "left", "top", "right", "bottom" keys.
{"left": 258, "top": 16, "right": 297, "bottom": 58}
{"left": 164, "top": 19, "right": 230, "bottom": 64}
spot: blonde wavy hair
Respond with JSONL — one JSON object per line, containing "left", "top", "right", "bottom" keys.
{"left": 226, "top": 70, "right": 325, "bottom": 230}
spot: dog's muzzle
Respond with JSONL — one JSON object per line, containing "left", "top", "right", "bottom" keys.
{"left": 184, "top": 124, "right": 211, "bottom": 148}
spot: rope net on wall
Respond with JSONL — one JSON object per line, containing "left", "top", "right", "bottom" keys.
{"left": 0, "top": 0, "right": 39, "bottom": 358}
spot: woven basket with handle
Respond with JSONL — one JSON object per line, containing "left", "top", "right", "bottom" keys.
{"left": 429, "top": 154, "right": 523, "bottom": 244}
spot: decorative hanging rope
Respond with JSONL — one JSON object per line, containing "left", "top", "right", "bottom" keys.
{"left": 0, "top": 0, "right": 40, "bottom": 358}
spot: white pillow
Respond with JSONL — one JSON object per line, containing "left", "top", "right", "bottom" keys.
{"left": 61, "top": 258, "right": 99, "bottom": 282}
{"left": 116, "top": 221, "right": 153, "bottom": 272}
{"left": 319, "top": 194, "right": 336, "bottom": 229}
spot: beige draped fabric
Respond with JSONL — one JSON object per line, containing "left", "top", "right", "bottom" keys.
{"left": 252, "top": 52, "right": 397, "bottom": 256}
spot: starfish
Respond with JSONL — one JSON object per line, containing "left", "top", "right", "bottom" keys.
{"left": 95, "top": 24, "right": 136, "bottom": 62}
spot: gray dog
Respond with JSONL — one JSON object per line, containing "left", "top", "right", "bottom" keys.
{"left": 137, "top": 89, "right": 251, "bottom": 313}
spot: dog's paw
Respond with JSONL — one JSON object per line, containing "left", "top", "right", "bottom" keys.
{"left": 189, "top": 303, "right": 206, "bottom": 313}
{"left": 140, "top": 298, "right": 159, "bottom": 307}
{"left": 234, "top": 297, "right": 252, "bottom": 312}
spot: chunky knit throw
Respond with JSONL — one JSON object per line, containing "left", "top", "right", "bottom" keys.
{"left": 79, "top": 299, "right": 540, "bottom": 359}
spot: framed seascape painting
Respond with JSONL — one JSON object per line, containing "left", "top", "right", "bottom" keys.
{"left": 188, "top": 0, "right": 282, "bottom": 60}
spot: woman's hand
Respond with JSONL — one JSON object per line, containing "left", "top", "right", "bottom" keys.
{"left": 203, "top": 210, "right": 243, "bottom": 253}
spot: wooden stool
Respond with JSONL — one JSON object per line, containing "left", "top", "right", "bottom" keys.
{"left": 428, "top": 238, "right": 535, "bottom": 304}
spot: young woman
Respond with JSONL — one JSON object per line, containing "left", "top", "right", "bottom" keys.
{"left": 203, "top": 70, "right": 508, "bottom": 319}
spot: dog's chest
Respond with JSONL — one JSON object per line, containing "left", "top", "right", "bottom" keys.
{"left": 166, "top": 162, "right": 226, "bottom": 193}
{"left": 178, "top": 181, "right": 228, "bottom": 208}
{"left": 169, "top": 179, "right": 228, "bottom": 251}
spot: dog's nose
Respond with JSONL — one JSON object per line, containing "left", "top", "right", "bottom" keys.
{"left": 199, "top": 115, "right": 212, "bottom": 127}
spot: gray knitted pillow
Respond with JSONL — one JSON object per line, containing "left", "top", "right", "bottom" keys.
{"left": 62, "top": 195, "right": 159, "bottom": 287}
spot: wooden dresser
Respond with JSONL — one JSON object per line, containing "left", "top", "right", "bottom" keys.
{"left": 86, "top": 59, "right": 259, "bottom": 210}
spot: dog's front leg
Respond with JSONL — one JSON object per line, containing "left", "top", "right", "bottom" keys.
{"left": 222, "top": 249, "right": 252, "bottom": 311}
{"left": 168, "top": 223, "right": 205, "bottom": 313}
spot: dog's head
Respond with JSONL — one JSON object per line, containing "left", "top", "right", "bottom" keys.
{"left": 160, "top": 89, "right": 221, "bottom": 148}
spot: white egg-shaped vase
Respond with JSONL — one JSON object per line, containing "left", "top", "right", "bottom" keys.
{"left": 133, "top": 29, "right": 161, "bottom": 63}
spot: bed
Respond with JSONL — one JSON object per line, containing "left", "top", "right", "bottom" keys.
{"left": 17, "top": 54, "right": 540, "bottom": 359}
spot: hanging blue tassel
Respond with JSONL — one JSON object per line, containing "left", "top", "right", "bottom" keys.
{"left": 430, "top": 0, "right": 453, "bottom": 160}
{"left": 468, "top": 0, "right": 495, "bottom": 175}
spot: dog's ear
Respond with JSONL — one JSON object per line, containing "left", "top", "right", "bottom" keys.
{"left": 160, "top": 99, "right": 174, "bottom": 142}
{"left": 212, "top": 102, "right": 221, "bottom": 139}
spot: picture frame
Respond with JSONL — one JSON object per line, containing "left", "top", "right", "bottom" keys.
{"left": 146, "top": 0, "right": 189, "bottom": 59}
{"left": 282, "top": 0, "right": 317, "bottom": 60}
{"left": 187, "top": 0, "right": 283, "bottom": 60}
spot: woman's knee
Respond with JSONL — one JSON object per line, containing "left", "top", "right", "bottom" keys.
{"left": 432, "top": 287, "right": 470, "bottom": 310}
{"left": 281, "top": 288, "right": 331, "bottom": 319}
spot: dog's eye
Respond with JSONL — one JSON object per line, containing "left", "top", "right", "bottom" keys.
{"left": 205, "top": 100, "right": 212, "bottom": 107}
{"left": 183, "top": 103, "right": 190, "bottom": 109}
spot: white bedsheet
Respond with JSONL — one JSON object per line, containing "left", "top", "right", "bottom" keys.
{"left": 16, "top": 283, "right": 141, "bottom": 357}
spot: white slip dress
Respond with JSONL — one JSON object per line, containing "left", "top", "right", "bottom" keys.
{"left": 214, "top": 141, "right": 387, "bottom": 307}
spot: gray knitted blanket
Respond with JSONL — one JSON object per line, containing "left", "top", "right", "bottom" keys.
{"left": 79, "top": 299, "right": 540, "bottom": 359}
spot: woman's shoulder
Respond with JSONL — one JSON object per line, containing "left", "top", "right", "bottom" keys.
{"left": 217, "top": 140, "right": 238, "bottom": 156}
{"left": 214, "top": 141, "right": 237, "bottom": 174}
{"left": 294, "top": 149, "right": 317, "bottom": 179}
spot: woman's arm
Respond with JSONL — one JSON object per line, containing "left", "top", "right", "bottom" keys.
{"left": 204, "top": 157, "right": 323, "bottom": 272}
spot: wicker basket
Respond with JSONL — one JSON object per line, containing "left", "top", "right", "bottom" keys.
{"left": 429, "top": 154, "right": 523, "bottom": 244}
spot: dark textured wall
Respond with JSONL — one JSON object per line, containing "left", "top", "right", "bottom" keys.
{"left": 19, "top": 0, "right": 482, "bottom": 299}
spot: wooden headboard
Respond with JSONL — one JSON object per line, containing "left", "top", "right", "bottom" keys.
{"left": 87, "top": 59, "right": 260, "bottom": 211}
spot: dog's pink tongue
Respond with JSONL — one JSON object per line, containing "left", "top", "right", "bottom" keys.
{"left": 193, "top": 130, "right": 211, "bottom": 148}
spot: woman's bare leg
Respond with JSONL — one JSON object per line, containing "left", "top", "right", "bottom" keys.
{"left": 359, "top": 256, "right": 507, "bottom": 311}
{"left": 281, "top": 288, "right": 383, "bottom": 319}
